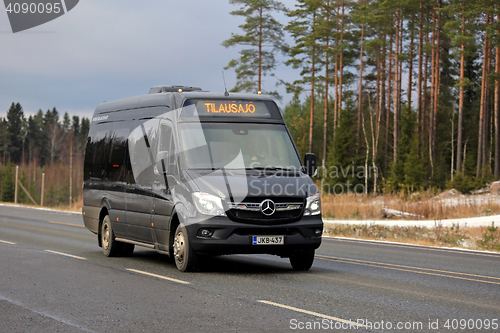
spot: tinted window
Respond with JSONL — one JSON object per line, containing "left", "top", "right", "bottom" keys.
{"left": 178, "top": 123, "right": 301, "bottom": 170}
{"left": 84, "top": 125, "right": 110, "bottom": 180}
{"left": 106, "top": 122, "right": 131, "bottom": 182}
{"left": 159, "top": 124, "right": 174, "bottom": 164}
{"left": 128, "top": 117, "right": 160, "bottom": 186}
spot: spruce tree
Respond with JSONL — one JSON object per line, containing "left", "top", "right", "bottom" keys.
{"left": 1, "top": 162, "right": 14, "bottom": 202}
{"left": 6, "top": 102, "right": 24, "bottom": 163}
{"left": 324, "top": 103, "right": 364, "bottom": 195}
{"left": 0, "top": 118, "right": 9, "bottom": 164}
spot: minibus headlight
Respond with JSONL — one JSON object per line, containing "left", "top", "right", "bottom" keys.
{"left": 192, "top": 192, "right": 225, "bottom": 216}
{"left": 304, "top": 193, "right": 321, "bottom": 216}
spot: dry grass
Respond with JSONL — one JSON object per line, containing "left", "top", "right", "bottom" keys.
{"left": 321, "top": 191, "right": 500, "bottom": 252}
{"left": 321, "top": 192, "right": 500, "bottom": 220}
{"left": 324, "top": 222, "right": 500, "bottom": 252}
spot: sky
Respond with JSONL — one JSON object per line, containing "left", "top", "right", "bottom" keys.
{"left": 0, "top": 0, "right": 299, "bottom": 120}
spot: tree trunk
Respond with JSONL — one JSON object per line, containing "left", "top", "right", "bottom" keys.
{"left": 393, "top": 10, "right": 400, "bottom": 165}
{"left": 456, "top": 2, "right": 466, "bottom": 174}
{"left": 483, "top": 31, "right": 491, "bottom": 172}
{"left": 308, "top": 10, "right": 318, "bottom": 154}
{"left": 477, "top": 14, "right": 490, "bottom": 177}
{"left": 380, "top": 33, "right": 387, "bottom": 169}
{"left": 357, "top": 22, "right": 365, "bottom": 148}
{"left": 323, "top": 38, "right": 329, "bottom": 169}
{"left": 309, "top": 53, "right": 315, "bottom": 153}
{"left": 408, "top": 15, "right": 414, "bottom": 110}
{"left": 333, "top": 0, "right": 340, "bottom": 137}
{"left": 338, "top": 1, "right": 345, "bottom": 123}
{"left": 386, "top": 33, "right": 392, "bottom": 168}
{"left": 423, "top": 24, "right": 430, "bottom": 155}
{"left": 429, "top": 5, "right": 437, "bottom": 175}
{"left": 495, "top": 14, "right": 500, "bottom": 178}
{"left": 417, "top": 2, "right": 424, "bottom": 136}
{"left": 433, "top": 0, "right": 442, "bottom": 166}
{"left": 258, "top": 6, "right": 263, "bottom": 93}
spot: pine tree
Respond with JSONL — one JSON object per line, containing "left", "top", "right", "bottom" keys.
{"left": 222, "top": 0, "right": 288, "bottom": 96}
{"left": 444, "top": 0, "right": 476, "bottom": 174}
{"left": 285, "top": 0, "right": 322, "bottom": 153}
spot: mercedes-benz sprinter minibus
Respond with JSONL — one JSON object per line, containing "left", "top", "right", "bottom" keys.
{"left": 82, "top": 85, "right": 323, "bottom": 271}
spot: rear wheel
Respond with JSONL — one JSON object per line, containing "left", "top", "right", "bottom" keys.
{"left": 101, "top": 215, "right": 121, "bottom": 257}
{"left": 173, "top": 225, "right": 198, "bottom": 272}
{"left": 289, "top": 250, "right": 315, "bottom": 271}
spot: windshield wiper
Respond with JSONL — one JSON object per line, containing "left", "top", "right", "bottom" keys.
{"left": 246, "top": 166, "right": 293, "bottom": 172}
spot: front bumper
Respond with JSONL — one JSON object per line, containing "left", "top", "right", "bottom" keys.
{"left": 184, "top": 215, "right": 323, "bottom": 257}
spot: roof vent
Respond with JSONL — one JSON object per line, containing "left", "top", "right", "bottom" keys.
{"left": 148, "top": 85, "right": 202, "bottom": 94}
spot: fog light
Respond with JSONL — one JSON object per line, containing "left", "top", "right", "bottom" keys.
{"left": 314, "top": 229, "right": 322, "bottom": 237}
{"left": 199, "top": 229, "right": 214, "bottom": 237}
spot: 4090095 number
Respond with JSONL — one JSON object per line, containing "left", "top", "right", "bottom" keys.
{"left": 5, "top": 2, "right": 61, "bottom": 14}
{"left": 444, "top": 319, "right": 498, "bottom": 330}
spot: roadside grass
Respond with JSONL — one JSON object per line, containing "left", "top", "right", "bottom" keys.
{"left": 324, "top": 222, "right": 500, "bottom": 252}
{"left": 0, "top": 199, "right": 82, "bottom": 213}
{"left": 321, "top": 192, "right": 500, "bottom": 220}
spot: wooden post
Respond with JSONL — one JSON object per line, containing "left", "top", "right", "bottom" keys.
{"left": 14, "top": 166, "right": 19, "bottom": 204}
{"left": 41, "top": 173, "right": 45, "bottom": 207}
{"left": 17, "top": 181, "right": 37, "bottom": 206}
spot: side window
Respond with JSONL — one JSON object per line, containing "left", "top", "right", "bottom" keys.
{"left": 159, "top": 124, "right": 174, "bottom": 164}
{"left": 84, "top": 126, "right": 110, "bottom": 180}
{"left": 106, "top": 122, "right": 131, "bottom": 182}
{"left": 128, "top": 117, "right": 160, "bottom": 186}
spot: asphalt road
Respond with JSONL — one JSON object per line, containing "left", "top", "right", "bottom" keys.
{"left": 0, "top": 204, "right": 499, "bottom": 333}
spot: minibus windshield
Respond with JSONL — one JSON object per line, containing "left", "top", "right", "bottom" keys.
{"left": 178, "top": 123, "right": 302, "bottom": 170}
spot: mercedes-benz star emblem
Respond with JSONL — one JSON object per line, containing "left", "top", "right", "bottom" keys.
{"left": 260, "top": 199, "right": 276, "bottom": 216}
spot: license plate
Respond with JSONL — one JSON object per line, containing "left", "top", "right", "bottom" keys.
{"left": 252, "top": 235, "right": 284, "bottom": 245}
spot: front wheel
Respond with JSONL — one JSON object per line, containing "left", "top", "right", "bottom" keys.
{"left": 173, "top": 225, "right": 198, "bottom": 272}
{"left": 101, "top": 215, "right": 121, "bottom": 257}
{"left": 289, "top": 250, "right": 315, "bottom": 271}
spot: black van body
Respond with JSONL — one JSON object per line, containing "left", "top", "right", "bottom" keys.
{"left": 82, "top": 86, "right": 323, "bottom": 271}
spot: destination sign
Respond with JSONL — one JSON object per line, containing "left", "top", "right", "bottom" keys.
{"left": 181, "top": 99, "right": 279, "bottom": 119}
{"left": 204, "top": 101, "right": 257, "bottom": 114}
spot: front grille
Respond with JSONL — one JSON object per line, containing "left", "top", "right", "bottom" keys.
{"left": 225, "top": 197, "right": 304, "bottom": 224}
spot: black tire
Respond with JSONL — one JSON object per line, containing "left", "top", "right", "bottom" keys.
{"left": 289, "top": 250, "right": 315, "bottom": 271}
{"left": 101, "top": 215, "right": 121, "bottom": 257}
{"left": 173, "top": 225, "right": 198, "bottom": 272}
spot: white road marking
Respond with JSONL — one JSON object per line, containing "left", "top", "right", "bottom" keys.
{"left": 258, "top": 300, "right": 368, "bottom": 329}
{"left": 125, "top": 268, "right": 190, "bottom": 285}
{"left": 0, "top": 240, "right": 16, "bottom": 245}
{"left": 44, "top": 250, "right": 87, "bottom": 260}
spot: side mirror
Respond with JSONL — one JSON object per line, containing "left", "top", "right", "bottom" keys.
{"left": 304, "top": 153, "right": 317, "bottom": 177}
{"left": 155, "top": 151, "right": 169, "bottom": 175}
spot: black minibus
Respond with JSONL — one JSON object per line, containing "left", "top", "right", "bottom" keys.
{"left": 82, "top": 85, "right": 323, "bottom": 271}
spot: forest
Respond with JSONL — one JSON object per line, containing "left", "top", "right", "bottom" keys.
{"left": 0, "top": 103, "right": 89, "bottom": 207}
{"left": 1, "top": 0, "right": 500, "bottom": 207}
{"left": 224, "top": 0, "right": 500, "bottom": 195}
